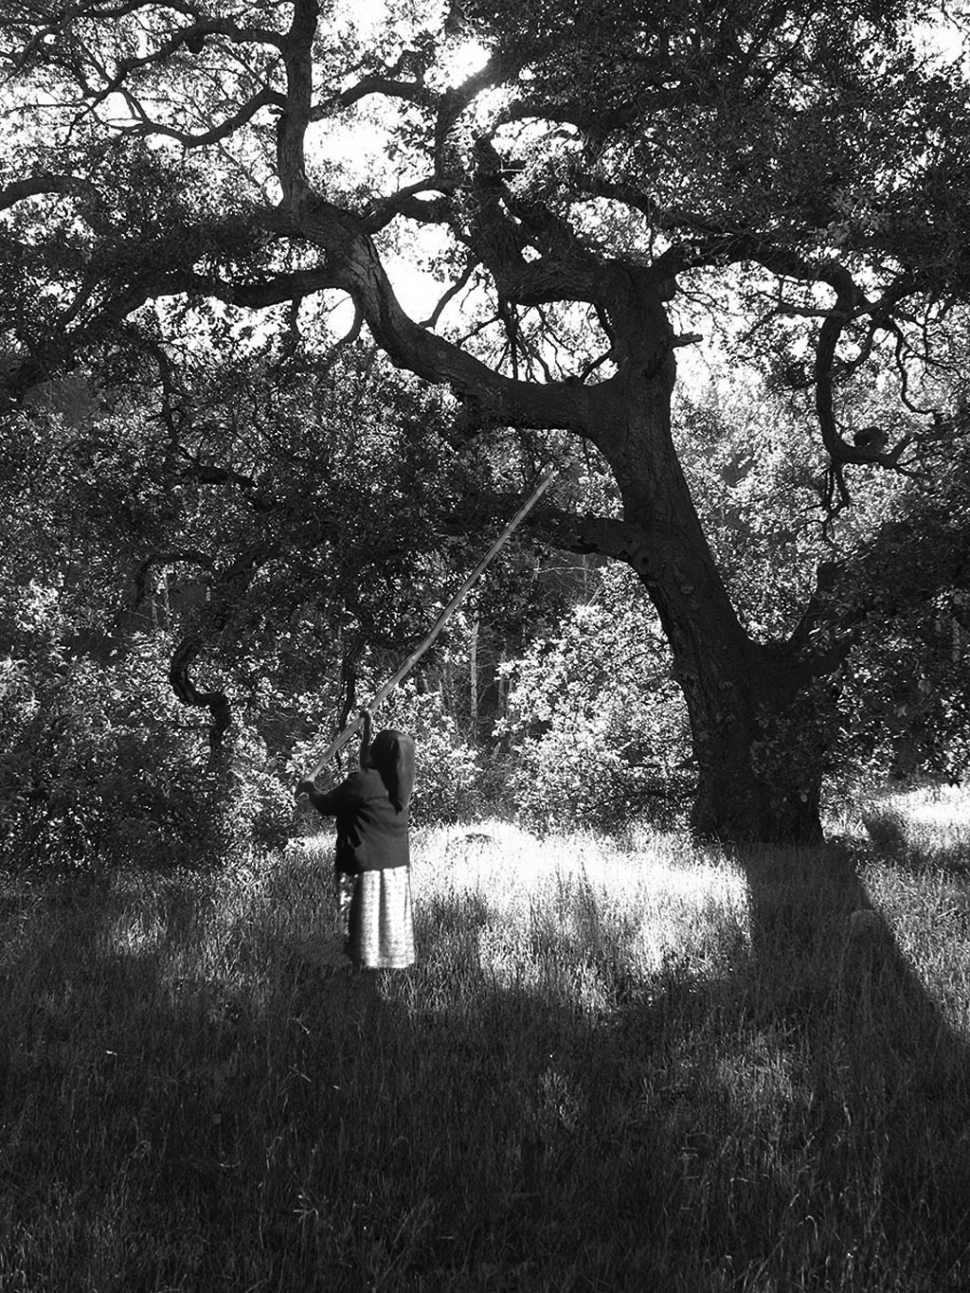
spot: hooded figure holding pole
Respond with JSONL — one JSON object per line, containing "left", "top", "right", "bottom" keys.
{"left": 293, "top": 473, "right": 555, "bottom": 969}
{"left": 297, "top": 712, "right": 416, "bottom": 970}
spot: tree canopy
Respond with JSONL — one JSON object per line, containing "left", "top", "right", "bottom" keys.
{"left": 2, "top": 0, "right": 970, "bottom": 842}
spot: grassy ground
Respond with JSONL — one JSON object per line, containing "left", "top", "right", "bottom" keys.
{"left": 1, "top": 793, "right": 969, "bottom": 1291}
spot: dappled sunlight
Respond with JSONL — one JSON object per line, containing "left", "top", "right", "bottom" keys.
{"left": 104, "top": 907, "right": 166, "bottom": 959}
{"left": 443, "top": 36, "right": 491, "bottom": 86}
{"left": 412, "top": 819, "right": 750, "bottom": 1012}
{"left": 898, "top": 782, "right": 970, "bottom": 826}
{"left": 3, "top": 810, "right": 970, "bottom": 1290}
{"left": 88, "top": 851, "right": 348, "bottom": 1001}
{"left": 857, "top": 782, "right": 970, "bottom": 869}
{"left": 189, "top": 850, "right": 347, "bottom": 988}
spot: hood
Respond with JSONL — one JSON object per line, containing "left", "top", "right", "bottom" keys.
{"left": 365, "top": 728, "right": 415, "bottom": 814}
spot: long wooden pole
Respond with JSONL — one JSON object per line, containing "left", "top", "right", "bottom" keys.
{"left": 301, "top": 469, "right": 556, "bottom": 784}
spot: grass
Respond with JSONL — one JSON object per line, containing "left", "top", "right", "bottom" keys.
{"left": 856, "top": 781, "right": 970, "bottom": 871}
{"left": 1, "top": 802, "right": 969, "bottom": 1291}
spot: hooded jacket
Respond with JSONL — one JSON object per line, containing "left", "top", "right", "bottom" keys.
{"left": 301, "top": 729, "right": 414, "bottom": 874}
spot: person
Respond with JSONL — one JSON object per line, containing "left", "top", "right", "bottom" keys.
{"left": 296, "top": 712, "right": 415, "bottom": 970}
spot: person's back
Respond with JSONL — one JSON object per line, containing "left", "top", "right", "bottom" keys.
{"left": 298, "top": 719, "right": 415, "bottom": 970}
{"left": 319, "top": 765, "right": 410, "bottom": 874}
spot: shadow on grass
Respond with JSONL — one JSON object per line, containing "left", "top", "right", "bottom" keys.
{"left": 1, "top": 843, "right": 969, "bottom": 1292}
{"left": 857, "top": 787, "right": 970, "bottom": 874}
{"left": 727, "top": 843, "right": 970, "bottom": 1285}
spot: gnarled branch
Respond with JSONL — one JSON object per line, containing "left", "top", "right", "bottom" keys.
{"left": 169, "top": 635, "right": 233, "bottom": 765}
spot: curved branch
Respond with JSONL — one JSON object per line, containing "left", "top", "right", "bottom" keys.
{"left": 814, "top": 307, "right": 851, "bottom": 461}
{"left": 114, "top": 86, "right": 283, "bottom": 148}
{"left": 63, "top": 14, "right": 284, "bottom": 99}
{"left": 169, "top": 636, "right": 232, "bottom": 764}
{"left": 419, "top": 257, "right": 475, "bottom": 329}
{"left": 814, "top": 274, "right": 918, "bottom": 481}
{"left": 814, "top": 306, "right": 907, "bottom": 525}
{"left": 132, "top": 550, "right": 213, "bottom": 611}
{"left": 336, "top": 74, "right": 427, "bottom": 109}
{"left": 362, "top": 176, "right": 457, "bottom": 233}
{"left": 164, "top": 539, "right": 277, "bottom": 764}
{"left": 0, "top": 173, "right": 100, "bottom": 212}
{"left": 0, "top": 257, "right": 350, "bottom": 406}
{"left": 262, "top": 200, "right": 600, "bottom": 434}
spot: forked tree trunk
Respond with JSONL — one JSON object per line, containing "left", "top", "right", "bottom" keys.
{"left": 273, "top": 191, "right": 836, "bottom": 841}
{"left": 588, "top": 275, "right": 831, "bottom": 843}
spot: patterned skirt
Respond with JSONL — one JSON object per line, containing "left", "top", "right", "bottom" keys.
{"left": 346, "top": 867, "right": 415, "bottom": 970}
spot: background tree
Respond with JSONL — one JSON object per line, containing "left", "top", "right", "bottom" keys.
{"left": 2, "top": 0, "right": 969, "bottom": 841}
{"left": 0, "top": 327, "right": 577, "bottom": 861}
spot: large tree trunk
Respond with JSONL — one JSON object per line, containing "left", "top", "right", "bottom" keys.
{"left": 589, "top": 269, "right": 830, "bottom": 843}
{"left": 272, "top": 194, "right": 836, "bottom": 842}
{"left": 685, "top": 671, "right": 826, "bottom": 844}
{"left": 614, "top": 440, "right": 828, "bottom": 843}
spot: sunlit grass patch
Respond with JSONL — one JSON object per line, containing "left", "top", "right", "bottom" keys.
{"left": 862, "top": 859, "right": 970, "bottom": 1038}
{"left": 859, "top": 781, "right": 970, "bottom": 868}
{"left": 410, "top": 819, "right": 749, "bottom": 1011}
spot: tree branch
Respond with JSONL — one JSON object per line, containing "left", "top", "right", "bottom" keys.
{"left": 536, "top": 506, "right": 654, "bottom": 567}
{"left": 112, "top": 87, "right": 283, "bottom": 148}
{"left": 276, "top": 0, "right": 319, "bottom": 204}
{"left": 169, "top": 635, "right": 233, "bottom": 765}
{"left": 0, "top": 173, "right": 100, "bottom": 212}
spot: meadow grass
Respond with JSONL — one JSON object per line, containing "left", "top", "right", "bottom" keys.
{"left": 856, "top": 781, "right": 970, "bottom": 871}
{"left": 1, "top": 802, "right": 969, "bottom": 1291}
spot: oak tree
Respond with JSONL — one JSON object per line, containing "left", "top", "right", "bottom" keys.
{"left": 2, "top": 0, "right": 969, "bottom": 840}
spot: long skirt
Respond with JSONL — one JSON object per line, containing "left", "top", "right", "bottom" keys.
{"left": 346, "top": 866, "right": 415, "bottom": 970}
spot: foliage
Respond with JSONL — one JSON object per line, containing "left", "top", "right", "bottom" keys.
{"left": 498, "top": 564, "right": 693, "bottom": 830}
{"left": 2, "top": 0, "right": 970, "bottom": 840}
{"left": 0, "top": 341, "right": 537, "bottom": 865}
{"left": 0, "top": 570, "right": 298, "bottom": 869}
{"left": 816, "top": 438, "right": 970, "bottom": 784}
{"left": 673, "top": 379, "right": 832, "bottom": 640}
{"left": 0, "top": 610, "right": 220, "bottom": 869}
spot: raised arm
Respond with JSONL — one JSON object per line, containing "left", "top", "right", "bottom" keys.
{"left": 358, "top": 710, "right": 374, "bottom": 769}
{"left": 296, "top": 777, "right": 357, "bottom": 816}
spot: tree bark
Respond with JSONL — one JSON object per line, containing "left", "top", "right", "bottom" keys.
{"left": 583, "top": 276, "right": 829, "bottom": 842}
{"left": 271, "top": 173, "right": 835, "bottom": 842}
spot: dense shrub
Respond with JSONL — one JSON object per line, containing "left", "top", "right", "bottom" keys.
{"left": 830, "top": 443, "right": 970, "bottom": 786}
{"left": 496, "top": 568, "right": 694, "bottom": 831}
{"left": 0, "top": 605, "right": 291, "bottom": 870}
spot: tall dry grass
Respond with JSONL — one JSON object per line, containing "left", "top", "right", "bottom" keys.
{"left": 1, "top": 802, "right": 969, "bottom": 1291}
